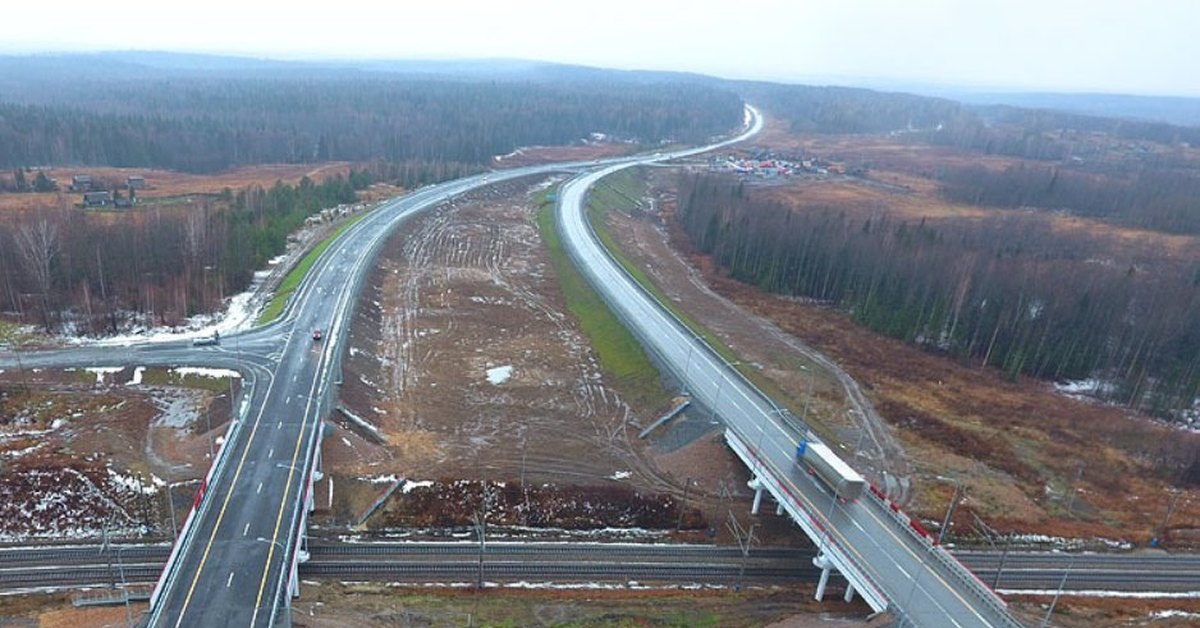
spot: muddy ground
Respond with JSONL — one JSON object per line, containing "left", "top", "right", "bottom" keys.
{"left": 0, "top": 366, "right": 235, "bottom": 541}
{"left": 326, "top": 176, "right": 803, "bottom": 544}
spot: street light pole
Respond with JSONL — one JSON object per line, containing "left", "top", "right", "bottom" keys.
{"left": 255, "top": 537, "right": 293, "bottom": 623}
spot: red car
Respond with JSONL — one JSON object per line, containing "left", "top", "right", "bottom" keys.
{"left": 312, "top": 329, "right": 322, "bottom": 341}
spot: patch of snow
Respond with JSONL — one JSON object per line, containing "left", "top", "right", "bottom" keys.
{"left": 341, "top": 437, "right": 353, "bottom": 448}
{"left": 172, "top": 367, "right": 240, "bottom": 379}
{"left": 1054, "top": 378, "right": 1116, "bottom": 401}
{"left": 1152, "top": 610, "right": 1200, "bottom": 619}
{"left": 66, "top": 273, "right": 267, "bottom": 347}
{"left": 486, "top": 365, "right": 513, "bottom": 385}
{"left": 1002, "top": 533, "right": 1132, "bottom": 551}
{"left": 998, "top": 589, "right": 1200, "bottom": 598}
{"left": 127, "top": 366, "right": 145, "bottom": 386}
{"left": 608, "top": 471, "right": 632, "bottom": 480}
{"left": 400, "top": 479, "right": 435, "bottom": 494}
{"left": 107, "top": 468, "right": 160, "bottom": 495}
{"left": 149, "top": 388, "right": 204, "bottom": 429}
{"left": 360, "top": 475, "right": 399, "bottom": 485}
{"left": 85, "top": 366, "right": 124, "bottom": 384}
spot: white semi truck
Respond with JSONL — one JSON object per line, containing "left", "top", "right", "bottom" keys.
{"left": 796, "top": 436, "right": 865, "bottom": 501}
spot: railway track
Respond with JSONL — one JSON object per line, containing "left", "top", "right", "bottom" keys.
{"left": 3, "top": 542, "right": 1198, "bottom": 594}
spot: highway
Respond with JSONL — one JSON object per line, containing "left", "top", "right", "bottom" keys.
{"left": 0, "top": 105, "right": 1023, "bottom": 626}
{"left": 132, "top": 120, "right": 776, "bottom": 626}
{"left": 143, "top": 169, "right": 615, "bottom": 627}
{"left": 554, "top": 114, "right": 1021, "bottom": 625}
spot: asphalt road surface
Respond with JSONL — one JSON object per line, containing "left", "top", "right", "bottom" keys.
{"left": 554, "top": 114, "right": 1021, "bottom": 626}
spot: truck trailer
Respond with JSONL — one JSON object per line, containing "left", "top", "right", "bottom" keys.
{"left": 796, "top": 438, "right": 865, "bottom": 501}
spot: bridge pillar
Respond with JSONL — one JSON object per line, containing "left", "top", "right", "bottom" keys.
{"left": 775, "top": 501, "right": 784, "bottom": 516}
{"left": 843, "top": 582, "right": 855, "bottom": 603}
{"left": 815, "top": 566, "right": 831, "bottom": 601}
{"left": 748, "top": 477, "right": 764, "bottom": 515}
{"left": 312, "top": 441, "right": 325, "bottom": 483}
{"left": 813, "top": 552, "right": 832, "bottom": 601}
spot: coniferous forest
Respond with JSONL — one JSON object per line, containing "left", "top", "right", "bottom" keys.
{"left": 677, "top": 173, "right": 1200, "bottom": 418}
{"left": 0, "top": 55, "right": 745, "bottom": 332}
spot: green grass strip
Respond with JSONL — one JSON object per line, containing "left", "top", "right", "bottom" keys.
{"left": 256, "top": 211, "right": 373, "bottom": 325}
{"left": 586, "top": 169, "right": 833, "bottom": 440}
{"left": 536, "top": 191, "right": 671, "bottom": 411}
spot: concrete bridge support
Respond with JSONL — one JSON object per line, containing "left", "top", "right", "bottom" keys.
{"left": 813, "top": 551, "right": 833, "bottom": 601}
{"left": 748, "top": 477, "right": 765, "bottom": 515}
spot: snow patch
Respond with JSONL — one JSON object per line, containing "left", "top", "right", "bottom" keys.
{"left": 486, "top": 365, "right": 513, "bottom": 385}
{"left": 1152, "top": 610, "right": 1200, "bottom": 619}
{"left": 85, "top": 367, "right": 124, "bottom": 384}
{"left": 172, "top": 367, "right": 241, "bottom": 380}
{"left": 608, "top": 471, "right": 632, "bottom": 481}
{"left": 107, "top": 468, "right": 161, "bottom": 495}
{"left": 401, "top": 479, "right": 435, "bottom": 494}
{"left": 127, "top": 366, "right": 145, "bottom": 386}
{"left": 68, "top": 282, "right": 264, "bottom": 347}
{"left": 360, "top": 475, "right": 399, "bottom": 485}
{"left": 999, "top": 589, "right": 1200, "bottom": 598}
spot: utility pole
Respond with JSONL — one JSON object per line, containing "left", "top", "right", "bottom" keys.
{"left": 473, "top": 481, "right": 493, "bottom": 590}
{"left": 1041, "top": 555, "right": 1075, "bottom": 627}
{"left": 726, "top": 512, "right": 757, "bottom": 592}
{"left": 676, "top": 477, "right": 692, "bottom": 531}
{"left": 1158, "top": 488, "right": 1183, "bottom": 544}
{"left": 936, "top": 476, "right": 963, "bottom": 545}
{"left": 165, "top": 482, "right": 178, "bottom": 537}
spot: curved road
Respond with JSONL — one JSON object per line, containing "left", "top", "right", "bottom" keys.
{"left": 554, "top": 112, "right": 1021, "bottom": 626}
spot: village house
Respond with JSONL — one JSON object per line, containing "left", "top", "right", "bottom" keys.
{"left": 82, "top": 190, "right": 111, "bottom": 207}
{"left": 70, "top": 174, "right": 93, "bottom": 192}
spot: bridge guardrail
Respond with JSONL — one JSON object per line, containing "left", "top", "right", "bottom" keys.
{"left": 863, "top": 484, "right": 1022, "bottom": 627}
{"left": 724, "top": 428, "right": 890, "bottom": 609}
{"left": 565, "top": 138, "right": 1020, "bottom": 625}
{"left": 148, "top": 369, "right": 252, "bottom": 614}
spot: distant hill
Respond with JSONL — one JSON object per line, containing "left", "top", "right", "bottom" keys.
{"left": 950, "top": 91, "right": 1200, "bottom": 127}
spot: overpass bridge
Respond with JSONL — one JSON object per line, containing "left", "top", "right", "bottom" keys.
{"left": 554, "top": 118, "right": 1023, "bottom": 626}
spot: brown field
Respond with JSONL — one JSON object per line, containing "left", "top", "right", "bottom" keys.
{"left": 0, "top": 162, "right": 353, "bottom": 219}
{"left": 492, "top": 142, "right": 635, "bottom": 169}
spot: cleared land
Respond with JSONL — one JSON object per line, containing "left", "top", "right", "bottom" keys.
{"left": 326, "top": 176, "right": 807, "bottom": 545}
{"left": 0, "top": 366, "right": 234, "bottom": 542}
{"left": 0, "top": 163, "right": 356, "bottom": 219}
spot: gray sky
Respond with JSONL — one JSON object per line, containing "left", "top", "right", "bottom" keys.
{"left": 4, "top": 0, "right": 1198, "bottom": 96}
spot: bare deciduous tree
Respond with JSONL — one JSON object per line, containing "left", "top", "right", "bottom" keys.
{"left": 16, "top": 219, "right": 59, "bottom": 331}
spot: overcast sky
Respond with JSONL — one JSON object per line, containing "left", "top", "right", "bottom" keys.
{"left": 3, "top": 0, "right": 1197, "bottom": 96}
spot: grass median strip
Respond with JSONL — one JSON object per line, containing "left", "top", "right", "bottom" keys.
{"left": 257, "top": 211, "right": 372, "bottom": 325}
{"left": 587, "top": 169, "right": 827, "bottom": 438}
{"left": 537, "top": 191, "right": 671, "bottom": 411}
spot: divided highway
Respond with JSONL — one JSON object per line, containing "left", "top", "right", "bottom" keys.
{"left": 139, "top": 122, "right": 769, "bottom": 627}
{"left": 1, "top": 106, "right": 1045, "bottom": 627}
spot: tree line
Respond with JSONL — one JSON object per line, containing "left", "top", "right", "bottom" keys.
{"left": 746, "top": 82, "right": 1200, "bottom": 155}
{"left": 0, "top": 169, "right": 392, "bottom": 334}
{"left": 0, "top": 79, "right": 743, "bottom": 173}
{"left": 937, "top": 162, "right": 1200, "bottom": 235}
{"left": 677, "top": 173, "right": 1200, "bottom": 419}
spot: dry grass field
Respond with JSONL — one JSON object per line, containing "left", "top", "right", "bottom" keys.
{"left": 0, "top": 162, "right": 353, "bottom": 220}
